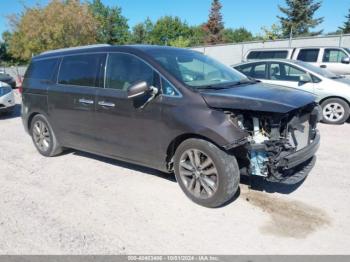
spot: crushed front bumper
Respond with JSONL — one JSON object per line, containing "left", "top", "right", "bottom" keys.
{"left": 278, "top": 130, "right": 320, "bottom": 170}
{"left": 267, "top": 130, "right": 320, "bottom": 184}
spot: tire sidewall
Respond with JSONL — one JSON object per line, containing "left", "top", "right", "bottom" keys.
{"left": 30, "top": 115, "right": 55, "bottom": 157}
{"left": 174, "top": 139, "right": 239, "bottom": 208}
{"left": 321, "top": 98, "right": 350, "bottom": 125}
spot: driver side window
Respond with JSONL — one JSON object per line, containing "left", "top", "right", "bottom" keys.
{"left": 105, "top": 53, "right": 156, "bottom": 91}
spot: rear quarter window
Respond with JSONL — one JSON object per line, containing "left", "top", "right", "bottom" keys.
{"left": 247, "top": 51, "right": 288, "bottom": 60}
{"left": 25, "top": 58, "right": 59, "bottom": 81}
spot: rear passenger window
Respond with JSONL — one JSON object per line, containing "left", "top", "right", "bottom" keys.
{"left": 58, "top": 54, "right": 106, "bottom": 87}
{"left": 25, "top": 58, "right": 59, "bottom": 81}
{"left": 251, "top": 64, "right": 267, "bottom": 79}
{"left": 297, "top": 49, "right": 319, "bottom": 62}
{"left": 269, "top": 63, "right": 306, "bottom": 82}
{"left": 323, "top": 49, "right": 348, "bottom": 63}
{"left": 106, "top": 53, "right": 155, "bottom": 91}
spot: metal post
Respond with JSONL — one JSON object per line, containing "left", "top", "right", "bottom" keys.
{"left": 340, "top": 32, "right": 343, "bottom": 47}
{"left": 289, "top": 28, "right": 293, "bottom": 48}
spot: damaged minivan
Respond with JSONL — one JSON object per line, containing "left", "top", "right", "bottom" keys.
{"left": 22, "top": 45, "right": 321, "bottom": 207}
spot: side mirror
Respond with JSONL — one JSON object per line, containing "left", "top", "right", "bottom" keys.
{"left": 299, "top": 74, "right": 312, "bottom": 84}
{"left": 341, "top": 57, "right": 350, "bottom": 64}
{"left": 127, "top": 81, "right": 150, "bottom": 99}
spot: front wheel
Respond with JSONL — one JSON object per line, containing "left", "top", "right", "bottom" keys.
{"left": 321, "top": 98, "right": 350, "bottom": 125}
{"left": 174, "top": 138, "right": 240, "bottom": 208}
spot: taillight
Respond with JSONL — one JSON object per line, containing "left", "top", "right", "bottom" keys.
{"left": 18, "top": 85, "right": 23, "bottom": 94}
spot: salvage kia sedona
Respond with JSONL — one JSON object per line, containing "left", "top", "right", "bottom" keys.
{"left": 22, "top": 45, "right": 321, "bottom": 207}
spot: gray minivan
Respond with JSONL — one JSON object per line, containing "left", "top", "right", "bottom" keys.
{"left": 22, "top": 44, "right": 321, "bottom": 207}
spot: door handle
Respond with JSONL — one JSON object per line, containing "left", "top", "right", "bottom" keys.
{"left": 78, "top": 98, "right": 94, "bottom": 105}
{"left": 320, "top": 65, "right": 327, "bottom": 68}
{"left": 98, "top": 101, "right": 115, "bottom": 108}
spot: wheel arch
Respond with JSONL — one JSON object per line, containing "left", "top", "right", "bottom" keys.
{"left": 319, "top": 96, "right": 350, "bottom": 107}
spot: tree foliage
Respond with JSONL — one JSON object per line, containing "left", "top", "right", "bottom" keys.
{"left": 8, "top": 0, "right": 99, "bottom": 61}
{"left": 149, "top": 16, "right": 191, "bottom": 45}
{"left": 278, "top": 0, "right": 324, "bottom": 37}
{"left": 204, "top": 0, "right": 224, "bottom": 44}
{"left": 339, "top": 9, "right": 350, "bottom": 34}
{"left": 222, "top": 27, "right": 254, "bottom": 43}
{"left": 260, "top": 24, "right": 283, "bottom": 40}
{"left": 89, "top": 0, "right": 129, "bottom": 44}
{"left": 131, "top": 18, "right": 154, "bottom": 44}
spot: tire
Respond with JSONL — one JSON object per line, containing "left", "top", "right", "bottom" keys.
{"left": 174, "top": 138, "right": 240, "bottom": 208}
{"left": 30, "top": 114, "right": 63, "bottom": 157}
{"left": 321, "top": 98, "right": 350, "bottom": 125}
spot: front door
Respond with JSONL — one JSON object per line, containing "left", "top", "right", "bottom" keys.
{"left": 94, "top": 52, "right": 163, "bottom": 168}
{"left": 48, "top": 53, "right": 106, "bottom": 150}
{"left": 321, "top": 48, "right": 350, "bottom": 75}
{"left": 263, "top": 62, "right": 315, "bottom": 94}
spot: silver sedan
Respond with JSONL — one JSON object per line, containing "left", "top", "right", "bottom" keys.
{"left": 0, "top": 81, "right": 15, "bottom": 115}
{"left": 234, "top": 59, "right": 350, "bottom": 124}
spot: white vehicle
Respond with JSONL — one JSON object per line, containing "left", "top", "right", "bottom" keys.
{"left": 244, "top": 47, "right": 350, "bottom": 76}
{"left": 0, "top": 81, "right": 15, "bottom": 115}
{"left": 234, "top": 59, "right": 350, "bottom": 124}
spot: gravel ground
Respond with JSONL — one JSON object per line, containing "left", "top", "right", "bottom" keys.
{"left": 0, "top": 93, "right": 350, "bottom": 254}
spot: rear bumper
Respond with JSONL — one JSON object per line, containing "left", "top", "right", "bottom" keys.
{"left": 278, "top": 130, "right": 320, "bottom": 170}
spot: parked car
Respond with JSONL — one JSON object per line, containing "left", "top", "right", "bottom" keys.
{"left": 0, "top": 81, "right": 15, "bottom": 115}
{"left": 22, "top": 45, "right": 321, "bottom": 207}
{"left": 244, "top": 47, "right": 350, "bottom": 76}
{"left": 234, "top": 59, "right": 350, "bottom": 124}
{"left": 0, "top": 72, "right": 17, "bottom": 89}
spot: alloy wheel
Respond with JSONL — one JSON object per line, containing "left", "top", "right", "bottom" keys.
{"left": 179, "top": 149, "right": 218, "bottom": 199}
{"left": 323, "top": 103, "right": 345, "bottom": 122}
{"left": 33, "top": 120, "right": 51, "bottom": 152}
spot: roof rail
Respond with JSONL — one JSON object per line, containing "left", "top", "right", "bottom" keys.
{"left": 40, "top": 44, "right": 111, "bottom": 55}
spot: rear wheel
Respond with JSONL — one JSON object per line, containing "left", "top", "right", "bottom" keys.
{"left": 30, "top": 114, "right": 62, "bottom": 157}
{"left": 174, "top": 138, "right": 240, "bottom": 208}
{"left": 321, "top": 98, "right": 350, "bottom": 125}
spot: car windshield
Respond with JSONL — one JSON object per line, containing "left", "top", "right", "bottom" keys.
{"left": 147, "top": 48, "right": 248, "bottom": 89}
{"left": 295, "top": 60, "right": 338, "bottom": 79}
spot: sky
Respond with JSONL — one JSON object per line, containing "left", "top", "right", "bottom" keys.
{"left": 0, "top": 0, "right": 349, "bottom": 38}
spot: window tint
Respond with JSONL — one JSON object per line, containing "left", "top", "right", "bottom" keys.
{"left": 106, "top": 53, "right": 155, "bottom": 91}
{"left": 297, "top": 49, "right": 319, "bottom": 62}
{"left": 161, "top": 78, "right": 181, "bottom": 97}
{"left": 247, "top": 51, "right": 288, "bottom": 60}
{"left": 26, "top": 58, "right": 59, "bottom": 81}
{"left": 269, "top": 63, "right": 307, "bottom": 82}
{"left": 237, "top": 64, "right": 253, "bottom": 76}
{"left": 251, "top": 63, "right": 267, "bottom": 79}
{"left": 58, "top": 54, "right": 105, "bottom": 87}
{"left": 323, "top": 49, "right": 348, "bottom": 63}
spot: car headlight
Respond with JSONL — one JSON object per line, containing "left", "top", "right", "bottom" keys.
{"left": 0, "top": 86, "right": 12, "bottom": 96}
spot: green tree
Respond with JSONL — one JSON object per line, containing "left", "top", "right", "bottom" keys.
{"left": 204, "top": 0, "right": 224, "bottom": 44}
{"left": 222, "top": 27, "right": 254, "bottom": 43}
{"left": 131, "top": 18, "right": 153, "bottom": 44}
{"left": 150, "top": 16, "right": 191, "bottom": 45}
{"left": 260, "top": 24, "right": 283, "bottom": 40}
{"left": 339, "top": 9, "right": 350, "bottom": 34}
{"left": 89, "top": 0, "right": 129, "bottom": 44}
{"left": 189, "top": 25, "right": 207, "bottom": 46}
{"left": 8, "top": 0, "right": 99, "bottom": 61}
{"left": 169, "top": 36, "right": 191, "bottom": 48}
{"left": 278, "top": 0, "right": 324, "bottom": 37}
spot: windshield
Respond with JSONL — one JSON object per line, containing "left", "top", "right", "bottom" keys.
{"left": 295, "top": 60, "right": 338, "bottom": 78}
{"left": 147, "top": 49, "right": 248, "bottom": 89}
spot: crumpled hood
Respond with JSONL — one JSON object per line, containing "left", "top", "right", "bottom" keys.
{"left": 200, "top": 82, "right": 316, "bottom": 114}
